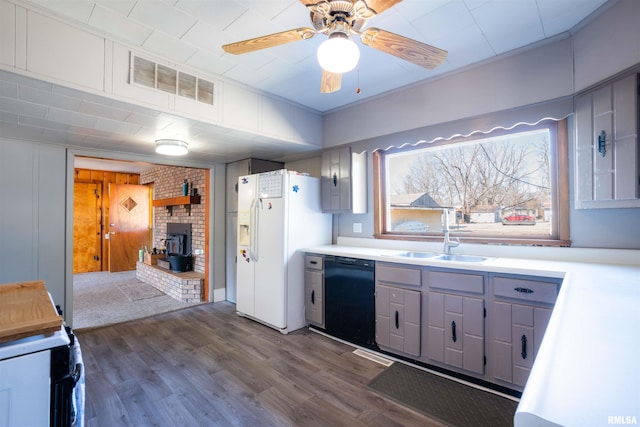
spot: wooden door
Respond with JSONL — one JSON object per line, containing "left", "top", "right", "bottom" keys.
{"left": 73, "top": 182, "right": 102, "bottom": 273}
{"left": 108, "top": 184, "right": 150, "bottom": 272}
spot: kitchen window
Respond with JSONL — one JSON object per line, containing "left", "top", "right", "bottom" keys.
{"left": 373, "top": 119, "right": 570, "bottom": 246}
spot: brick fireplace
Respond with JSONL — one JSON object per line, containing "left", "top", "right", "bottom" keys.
{"left": 136, "top": 166, "right": 206, "bottom": 302}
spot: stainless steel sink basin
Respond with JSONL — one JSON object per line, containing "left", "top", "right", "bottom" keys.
{"left": 395, "top": 251, "right": 438, "bottom": 259}
{"left": 393, "top": 252, "right": 490, "bottom": 263}
{"left": 432, "top": 254, "right": 489, "bottom": 263}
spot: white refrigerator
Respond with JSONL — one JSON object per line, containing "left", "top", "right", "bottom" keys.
{"left": 236, "top": 169, "right": 332, "bottom": 334}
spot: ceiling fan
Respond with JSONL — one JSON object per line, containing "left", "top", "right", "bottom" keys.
{"left": 222, "top": 0, "right": 448, "bottom": 94}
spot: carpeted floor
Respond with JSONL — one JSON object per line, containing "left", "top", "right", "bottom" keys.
{"left": 368, "top": 362, "right": 518, "bottom": 427}
{"left": 72, "top": 270, "right": 203, "bottom": 330}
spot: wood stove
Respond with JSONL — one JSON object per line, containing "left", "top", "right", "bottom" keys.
{"left": 165, "top": 223, "right": 192, "bottom": 272}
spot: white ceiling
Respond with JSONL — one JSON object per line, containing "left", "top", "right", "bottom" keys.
{"left": 0, "top": 0, "right": 611, "bottom": 168}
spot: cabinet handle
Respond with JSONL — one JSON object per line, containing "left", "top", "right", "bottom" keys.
{"left": 514, "top": 287, "right": 534, "bottom": 294}
{"left": 521, "top": 334, "right": 528, "bottom": 360}
{"left": 598, "top": 130, "right": 606, "bottom": 157}
{"left": 395, "top": 311, "right": 399, "bottom": 329}
{"left": 311, "top": 290, "right": 315, "bottom": 305}
{"left": 451, "top": 320, "right": 457, "bottom": 343}
{"left": 332, "top": 173, "right": 338, "bottom": 187}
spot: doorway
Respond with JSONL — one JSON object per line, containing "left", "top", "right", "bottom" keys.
{"left": 72, "top": 156, "right": 210, "bottom": 329}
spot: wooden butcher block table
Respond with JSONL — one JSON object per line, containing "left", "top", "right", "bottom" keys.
{"left": 0, "top": 280, "right": 63, "bottom": 343}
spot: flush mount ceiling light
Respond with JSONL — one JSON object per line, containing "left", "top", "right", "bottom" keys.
{"left": 155, "top": 139, "right": 188, "bottom": 156}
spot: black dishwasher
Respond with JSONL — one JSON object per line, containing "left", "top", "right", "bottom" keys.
{"left": 323, "top": 256, "right": 377, "bottom": 350}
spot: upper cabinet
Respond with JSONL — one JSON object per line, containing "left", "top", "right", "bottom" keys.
{"left": 575, "top": 72, "right": 640, "bottom": 208}
{"left": 225, "top": 158, "right": 284, "bottom": 213}
{"left": 321, "top": 147, "right": 367, "bottom": 213}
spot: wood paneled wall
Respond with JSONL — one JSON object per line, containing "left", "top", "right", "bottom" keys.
{"left": 73, "top": 168, "right": 140, "bottom": 272}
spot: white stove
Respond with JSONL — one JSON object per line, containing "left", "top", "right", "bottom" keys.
{"left": 0, "top": 298, "right": 83, "bottom": 427}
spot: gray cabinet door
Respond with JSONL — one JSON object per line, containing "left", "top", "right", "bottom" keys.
{"left": 427, "top": 291, "right": 485, "bottom": 374}
{"left": 375, "top": 284, "right": 421, "bottom": 356}
{"left": 492, "top": 301, "right": 552, "bottom": 387}
{"left": 305, "top": 269, "right": 324, "bottom": 327}
{"left": 575, "top": 73, "right": 639, "bottom": 208}
{"left": 321, "top": 146, "right": 352, "bottom": 212}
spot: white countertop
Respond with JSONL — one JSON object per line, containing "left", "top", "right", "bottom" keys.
{"left": 306, "top": 243, "right": 640, "bottom": 427}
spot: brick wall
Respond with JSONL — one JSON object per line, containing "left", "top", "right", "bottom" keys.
{"left": 140, "top": 166, "right": 206, "bottom": 273}
{"left": 136, "top": 262, "right": 203, "bottom": 302}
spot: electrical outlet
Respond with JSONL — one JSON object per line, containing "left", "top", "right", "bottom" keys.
{"left": 194, "top": 249, "right": 204, "bottom": 255}
{"left": 353, "top": 223, "right": 362, "bottom": 233}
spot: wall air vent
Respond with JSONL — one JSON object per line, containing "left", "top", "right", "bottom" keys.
{"left": 131, "top": 54, "right": 214, "bottom": 106}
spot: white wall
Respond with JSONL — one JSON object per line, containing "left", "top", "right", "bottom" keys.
{"left": 323, "top": 36, "right": 574, "bottom": 147}
{"left": 0, "top": 139, "right": 67, "bottom": 311}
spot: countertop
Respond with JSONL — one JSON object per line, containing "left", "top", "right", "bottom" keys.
{"left": 305, "top": 243, "right": 640, "bottom": 427}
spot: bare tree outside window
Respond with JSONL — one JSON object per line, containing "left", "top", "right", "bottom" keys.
{"left": 377, "top": 120, "right": 569, "bottom": 243}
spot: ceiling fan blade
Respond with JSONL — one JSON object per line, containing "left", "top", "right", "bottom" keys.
{"left": 320, "top": 70, "right": 342, "bottom": 93}
{"left": 363, "top": 0, "right": 403, "bottom": 15}
{"left": 222, "top": 27, "right": 315, "bottom": 55}
{"left": 360, "top": 28, "right": 448, "bottom": 70}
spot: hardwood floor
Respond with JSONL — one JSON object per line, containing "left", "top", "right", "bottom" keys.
{"left": 78, "top": 302, "right": 443, "bottom": 426}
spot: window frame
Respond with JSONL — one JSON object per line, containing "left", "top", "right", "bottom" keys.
{"left": 373, "top": 119, "right": 570, "bottom": 246}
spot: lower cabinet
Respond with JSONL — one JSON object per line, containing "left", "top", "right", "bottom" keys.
{"left": 427, "top": 291, "right": 485, "bottom": 375}
{"left": 343, "top": 257, "right": 563, "bottom": 393}
{"left": 375, "top": 284, "right": 421, "bottom": 356}
{"left": 375, "top": 263, "right": 422, "bottom": 357}
{"left": 489, "top": 274, "right": 561, "bottom": 390}
{"left": 492, "top": 301, "right": 552, "bottom": 387}
{"left": 304, "top": 254, "right": 324, "bottom": 328}
{"left": 425, "top": 269, "right": 486, "bottom": 375}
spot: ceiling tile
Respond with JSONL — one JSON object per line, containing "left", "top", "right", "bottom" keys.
{"left": 142, "top": 30, "right": 199, "bottom": 63}
{"left": 537, "top": 0, "right": 607, "bottom": 36}
{"left": 93, "top": 0, "right": 136, "bottom": 16}
{"left": 128, "top": 0, "right": 197, "bottom": 38}
{"left": 180, "top": 21, "right": 223, "bottom": 53}
{"left": 22, "top": 115, "right": 72, "bottom": 132}
{"left": 19, "top": 85, "right": 82, "bottom": 111}
{"left": 0, "top": 97, "right": 48, "bottom": 118}
{"left": 24, "top": 0, "right": 94, "bottom": 23}
{"left": 434, "top": 24, "right": 495, "bottom": 68}
{"left": 47, "top": 107, "right": 98, "bottom": 128}
{"left": 174, "top": 0, "right": 248, "bottom": 30}
{"left": 221, "top": 8, "right": 284, "bottom": 45}
{"left": 411, "top": 1, "right": 476, "bottom": 42}
{"left": 471, "top": 0, "right": 544, "bottom": 54}
{"left": 78, "top": 100, "right": 132, "bottom": 121}
{"left": 89, "top": 3, "right": 153, "bottom": 46}
{"left": 185, "top": 50, "right": 237, "bottom": 76}
{"left": 0, "top": 80, "right": 18, "bottom": 99}
{"left": 0, "top": 110, "right": 19, "bottom": 124}
{"left": 93, "top": 117, "right": 141, "bottom": 135}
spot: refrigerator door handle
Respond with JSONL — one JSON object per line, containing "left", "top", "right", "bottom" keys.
{"left": 249, "top": 197, "right": 259, "bottom": 261}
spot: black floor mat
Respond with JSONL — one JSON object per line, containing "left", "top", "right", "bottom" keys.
{"left": 368, "top": 363, "right": 518, "bottom": 427}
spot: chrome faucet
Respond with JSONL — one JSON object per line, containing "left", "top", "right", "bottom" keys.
{"left": 442, "top": 209, "right": 460, "bottom": 255}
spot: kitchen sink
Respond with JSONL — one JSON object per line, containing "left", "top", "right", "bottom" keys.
{"left": 393, "top": 252, "right": 490, "bottom": 263}
{"left": 431, "top": 254, "right": 489, "bottom": 263}
{"left": 394, "top": 251, "right": 438, "bottom": 259}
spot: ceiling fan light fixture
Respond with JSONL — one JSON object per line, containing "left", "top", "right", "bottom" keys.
{"left": 317, "top": 32, "right": 360, "bottom": 74}
{"left": 155, "top": 139, "right": 188, "bottom": 156}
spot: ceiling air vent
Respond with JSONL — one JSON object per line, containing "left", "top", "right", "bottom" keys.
{"left": 131, "top": 54, "right": 214, "bottom": 106}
